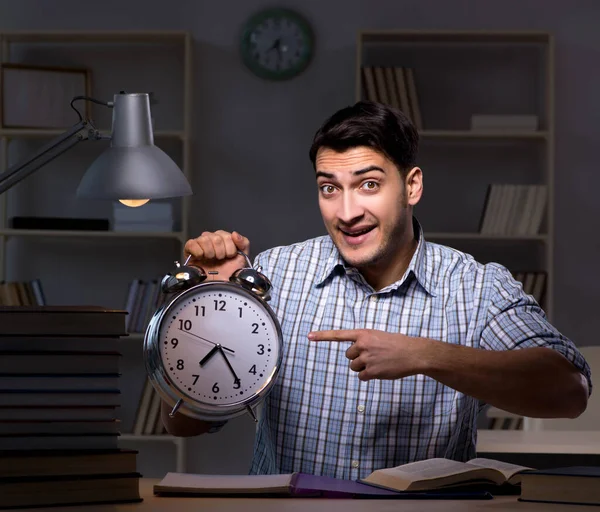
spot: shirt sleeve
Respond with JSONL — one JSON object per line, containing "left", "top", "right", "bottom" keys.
{"left": 480, "top": 264, "right": 592, "bottom": 394}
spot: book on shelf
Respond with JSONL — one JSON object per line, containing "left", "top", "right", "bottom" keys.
{"left": 512, "top": 271, "right": 547, "bottom": 307}
{"left": 470, "top": 114, "right": 539, "bottom": 132}
{"left": 519, "top": 466, "right": 600, "bottom": 506}
{"left": 130, "top": 378, "right": 166, "bottom": 436}
{"left": 360, "top": 457, "right": 531, "bottom": 492}
{"left": 9, "top": 216, "right": 110, "bottom": 231}
{"left": 112, "top": 201, "right": 173, "bottom": 232}
{"left": 361, "top": 65, "right": 422, "bottom": 129}
{"left": 153, "top": 470, "right": 491, "bottom": 499}
{"left": 0, "top": 278, "right": 45, "bottom": 306}
{"left": 479, "top": 184, "right": 547, "bottom": 236}
{"left": 124, "top": 278, "right": 164, "bottom": 334}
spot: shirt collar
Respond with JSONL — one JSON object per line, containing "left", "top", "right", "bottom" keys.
{"left": 315, "top": 217, "right": 437, "bottom": 297}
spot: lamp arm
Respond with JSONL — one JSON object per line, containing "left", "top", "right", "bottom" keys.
{"left": 0, "top": 119, "right": 97, "bottom": 195}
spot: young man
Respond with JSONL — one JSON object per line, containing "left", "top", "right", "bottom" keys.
{"left": 164, "top": 101, "right": 591, "bottom": 480}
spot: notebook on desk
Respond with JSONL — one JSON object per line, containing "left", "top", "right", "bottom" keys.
{"left": 153, "top": 472, "right": 492, "bottom": 500}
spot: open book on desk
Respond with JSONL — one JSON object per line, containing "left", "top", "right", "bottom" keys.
{"left": 360, "top": 457, "right": 532, "bottom": 492}
{"left": 153, "top": 470, "right": 493, "bottom": 500}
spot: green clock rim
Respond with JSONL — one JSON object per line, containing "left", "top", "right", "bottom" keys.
{"left": 240, "top": 7, "right": 315, "bottom": 81}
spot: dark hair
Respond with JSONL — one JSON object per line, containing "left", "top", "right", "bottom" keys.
{"left": 308, "top": 101, "right": 419, "bottom": 175}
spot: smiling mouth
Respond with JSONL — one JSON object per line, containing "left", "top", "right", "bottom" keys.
{"left": 340, "top": 226, "right": 375, "bottom": 237}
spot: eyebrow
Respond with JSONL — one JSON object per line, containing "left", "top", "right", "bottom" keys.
{"left": 315, "top": 165, "right": 386, "bottom": 180}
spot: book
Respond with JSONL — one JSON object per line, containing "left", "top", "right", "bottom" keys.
{"left": 0, "top": 306, "right": 127, "bottom": 337}
{"left": 519, "top": 466, "right": 600, "bottom": 506}
{"left": 360, "top": 457, "right": 532, "bottom": 492}
{"left": 0, "top": 472, "right": 141, "bottom": 508}
{"left": 0, "top": 449, "right": 138, "bottom": 478}
{"left": 153, "top": 471, "right": 493, "bottom": 499}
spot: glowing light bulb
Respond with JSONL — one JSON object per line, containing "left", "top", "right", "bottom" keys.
{"left": 119, "top": 199, "right": 150, "bottom": 208}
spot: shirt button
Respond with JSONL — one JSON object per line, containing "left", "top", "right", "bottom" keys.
{"left": 351, "top": 460, "right": 360, "bottom": 468}
{"left": 357, "top": 405, "right": 365, "bottom": 413}
{"left": 370, "top": 295, "right": 378, "bottom": 303}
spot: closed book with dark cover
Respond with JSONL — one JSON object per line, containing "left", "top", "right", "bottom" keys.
{"left": 10, "top": 216, "right": 109, "bottom": 231}
{"left": 519, "top": 466, "right": 600, "bottom": 506}
{"left": 0, "top": 306, "right": 127, "bottom": 336}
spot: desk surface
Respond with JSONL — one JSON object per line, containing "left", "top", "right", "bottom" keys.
{"left": 477, "top": 429, "right": 600, "bottom": 454}
{"left": 16, "top": 478, "right": 584, "bottom": 512}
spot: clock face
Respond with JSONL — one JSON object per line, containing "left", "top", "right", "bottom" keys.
{"left": 240, "top": 8, "right": 314, "bottom": 80}
{"left": 158, "top": 282, "right": 281, "bottom": 408}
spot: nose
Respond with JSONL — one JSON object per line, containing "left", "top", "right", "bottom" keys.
{"left": 338, "top": 191, "right": 364, "bottom": 225}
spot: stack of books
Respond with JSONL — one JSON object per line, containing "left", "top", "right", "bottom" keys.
{"left": 0, "top": 306, "right": 142, "bottom": 508}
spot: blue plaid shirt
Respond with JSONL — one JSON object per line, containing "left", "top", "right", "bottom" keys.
{"left": 249, "top": 218, "right": 592, "bottom": 480}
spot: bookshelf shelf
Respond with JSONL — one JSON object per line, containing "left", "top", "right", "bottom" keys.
{"left": 119, "top": 434, "right": 186, "bottom": 472}
{"left": 0, "top": 229, "right": 186, "bottom": 241}
{"left": 419, "top": 130, "right": 548, "bottom": 140}
{"left": 425, "top": 232, "right": 548, "bottom": 241}
{"left": 359, "top": 29, "right": 550, "bottom": 44}
{"left": 125, "top": 333, "right": 146, "bottom": 341}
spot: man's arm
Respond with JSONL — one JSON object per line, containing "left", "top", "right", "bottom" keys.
{"left": 161, "top": 401, "right": 227, "bottom": 436}
{"left": 421, "top": 341, "right": 588, "bottom": 419}
{"left": 308, "top": 329, "right": 589, "bottom": 419}
{"left": 161, "top": 400, "right": 213, "bottom": 436}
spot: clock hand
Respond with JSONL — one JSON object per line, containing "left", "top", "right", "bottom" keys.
{"left": 218, "top": 346, "right": 241, "bottom": 385}
{"left": 178, "top": 328, "right": 235, "bottom": 354}
{"left": 268, "top": 38, "right": 281, "bottom": 52}
{"left": 199, "top": 344, "right": 220, "bottom": 367}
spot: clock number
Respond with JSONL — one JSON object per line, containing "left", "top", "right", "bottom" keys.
{"left": 177, "top": 359, "right": 184, "bottom": 370}
{"left": 195, "top": 305, "right": 205, "bottom": 317}
{"left": 171, "top": 338, "right": 178, "bottom": 348}
{"left": 233, "top": 378, "right": 241, "bottom": 390}
{"left": 212, "top": 383, "right": 220, "bottom": 394}
{"left": 214, "top": 300, "right": 226, "bottom": 311}
{"left": 178, "top": 319, "right": 192, "bottom": 331}
{"left": 257, "top": 344, "right": 265, "bottom": 355}
{"left": 238, "top": 307, "right": 243, "bottom": 318}
{"left": 192, "top": 374, "right": 199, "bottom": 385}
{"left": 251, "top": 323, "right": 259, "bottom": 334}
{"left": 249, "top": 365, "right": 257, "bottom": 375}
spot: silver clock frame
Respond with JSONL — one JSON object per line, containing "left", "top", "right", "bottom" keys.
{"left": 143, "top": 280, "right": 284, "bottom": 423}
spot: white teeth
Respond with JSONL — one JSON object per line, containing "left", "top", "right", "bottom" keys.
{"left": 343, "top": 227, "right": 372, "bottom": 236}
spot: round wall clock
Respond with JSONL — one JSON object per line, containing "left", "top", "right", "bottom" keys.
{"left": 240, "top": 7, "right": 314, "bottom": 80}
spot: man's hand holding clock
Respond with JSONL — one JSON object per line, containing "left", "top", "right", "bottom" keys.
{"left": 183, "top": 230, "right": 250, "bottom": 281}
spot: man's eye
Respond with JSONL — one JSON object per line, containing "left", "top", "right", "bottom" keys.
{"left": 321, "top": 185, "right": 336, "bottom": 194}
{"left": 362, "top": 181, "right": 378, "bottom": 190}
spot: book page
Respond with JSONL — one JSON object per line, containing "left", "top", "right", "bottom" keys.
{"left": 154, "top": 472, "right": 295, "bottom": 494}
{"left": 467, "top": 458, "right": 533, "bottom": 482}
{"left": 377, "top": 458, "right": 479, "bottom": 481}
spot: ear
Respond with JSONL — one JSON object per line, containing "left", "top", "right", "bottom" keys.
{"left": 405, "top": 167, "right": 423, "bottom": 206}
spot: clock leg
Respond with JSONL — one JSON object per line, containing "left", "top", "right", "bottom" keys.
{"left": 246, "top": 405, "right": 258, "bottom": 423}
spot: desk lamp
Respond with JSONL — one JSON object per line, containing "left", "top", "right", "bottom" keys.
{"left": 0, "top": 92, "right": 192, "bottom": 205}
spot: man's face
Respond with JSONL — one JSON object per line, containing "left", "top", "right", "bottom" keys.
{"left": 315, "top": 146, "right": 420, "bottom": 270}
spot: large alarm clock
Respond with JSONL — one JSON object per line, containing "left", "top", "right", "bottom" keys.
{"left": 143, "top": 251, "right": 283, "bottom": 425}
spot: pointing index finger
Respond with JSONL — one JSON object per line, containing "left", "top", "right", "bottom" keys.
{"left": 308, "top": 330, "right": 359, "bottom": 342}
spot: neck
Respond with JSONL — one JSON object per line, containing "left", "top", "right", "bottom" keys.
{"left": 360, "top": 225, "right": 418, "bottom": 292}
